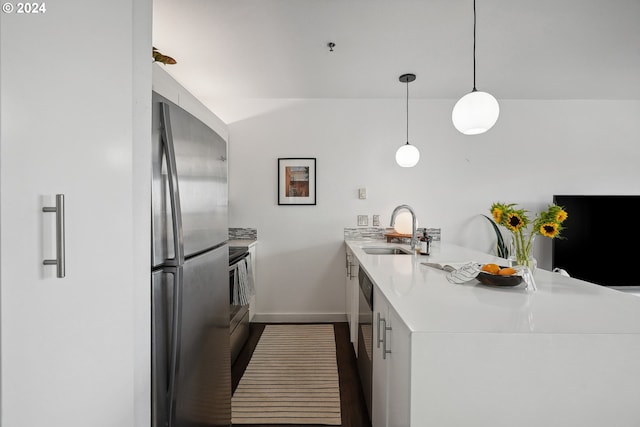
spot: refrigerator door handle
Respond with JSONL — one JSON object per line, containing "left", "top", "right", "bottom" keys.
{"left": 159, "top": 102, "right": 185, "bottom": 265}
{"left": 165, "top": 265, "right": 183, "bottom": 427}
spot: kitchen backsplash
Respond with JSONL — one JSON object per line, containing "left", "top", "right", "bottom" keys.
{"left": 344, "top": 227, "right": 441, "bottom": 242}
{"left": 229, "top": 227, "right": 257, "bottom": 240}
{"left": 230, "top": 226, "right": 442, "bottom": 242}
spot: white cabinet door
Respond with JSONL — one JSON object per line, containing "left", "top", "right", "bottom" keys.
{"left": 372, "top": 286, "right": 411, "bottom": 427}
{"left": 387, "top": 307, "right": 411, "bottom": 427}
{"left": 345, "top": 247, "right": 359, "bottom": 352}
{"left": 345, "top": 249, "right": 352, "bottom": 337}
{"left": 372, "top": 286, "right": 389, "bottom": 427}
{"left": 249, "top": 243, "right": 258, "bottom": 320}
{"left": 0, "top": 1, "right": 151, "bottom": 426}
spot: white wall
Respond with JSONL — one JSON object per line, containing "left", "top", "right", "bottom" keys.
{"left": 228, "top": 99, "right": 640, "bottom": 321}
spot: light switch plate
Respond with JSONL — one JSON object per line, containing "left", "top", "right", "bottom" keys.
{"left": 373, "top": 215, "right": 380, "bottom": 226}
{"left": 357, "top": 215, "right": 368, "bottom": 226}
{"left": 358, "top": 188, "right": 367, "bottom": 199}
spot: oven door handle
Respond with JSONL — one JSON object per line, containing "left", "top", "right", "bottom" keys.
{"left": 228, "top": 253, "right": 250, "bottom": 271}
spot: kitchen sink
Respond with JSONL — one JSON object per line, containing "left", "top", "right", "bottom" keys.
{"left": 361, "top": 246, "right": 412, "bottom": 255}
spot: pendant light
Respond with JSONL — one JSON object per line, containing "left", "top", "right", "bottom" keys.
{"left": 452, "top": 0, "right": 499, "bottom": 135}
{"left": 396, "top": 73, "right": 420, "bottom": 167}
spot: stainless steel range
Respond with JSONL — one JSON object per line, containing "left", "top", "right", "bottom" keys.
{"left": 229, "top": 246, "right": 250, "bottom": 364}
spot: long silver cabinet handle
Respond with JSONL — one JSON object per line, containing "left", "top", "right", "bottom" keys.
{"left": 42, "top": 194, "right": 65, "bottom": 278}
{"left": 159, "top": 102, "right": 185, "bottom": 265}
{"left": 382, "top": 318, "right": 392, "bottom": 360}
{"left": 349, "top": 262, "right": 357, "bottom": 279}
{"left": 345, "top": 256, "right": 350, "bottom": 278}
{"left": 377, "top": 312, "right": 383, "bottom": 348}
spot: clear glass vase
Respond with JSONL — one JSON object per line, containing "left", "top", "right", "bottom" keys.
{"left": 508, "top": 232, "right": 537, "bottom": 274}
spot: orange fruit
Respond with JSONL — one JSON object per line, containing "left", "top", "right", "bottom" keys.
{"left": 498, "top": 267, "right": 516, "bottom": 276}
{"left": 481, "top": 263, "right": 500, "bottom": 274}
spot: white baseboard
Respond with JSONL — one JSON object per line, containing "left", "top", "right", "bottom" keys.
{"left": 251, "top": 313, "right": 348, "bottom": 323}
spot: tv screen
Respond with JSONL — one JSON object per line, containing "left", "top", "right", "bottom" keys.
{"left": 552, "top": 195, "right": 640, "bottom": 287}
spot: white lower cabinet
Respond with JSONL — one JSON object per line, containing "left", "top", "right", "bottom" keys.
{"left": 372, "top": 286, "right": 410, "bottom": 427}
{"left": 348, "top": 240, "right": 640, "bottom": 427}
{"left": 345, "top": 247, "right": 359, "bottom": 353}
{"left": 248, "top": 243, "right": 258, "bottom": 321}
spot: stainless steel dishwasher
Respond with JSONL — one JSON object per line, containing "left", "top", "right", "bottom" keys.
{"left": 357, "top": 266, "right": 373, "bottom": 420}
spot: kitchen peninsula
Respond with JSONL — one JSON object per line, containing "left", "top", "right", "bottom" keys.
{"left": 346, "top": 240, "right": 640, "bottom": 427}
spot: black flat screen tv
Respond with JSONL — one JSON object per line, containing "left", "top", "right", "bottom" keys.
{"left": 552, "top": 195, "right": 640, "bottom": 287}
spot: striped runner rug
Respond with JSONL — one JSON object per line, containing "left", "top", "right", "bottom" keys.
{"left": 232, "top": 324, "right": 342, "bottom": 425}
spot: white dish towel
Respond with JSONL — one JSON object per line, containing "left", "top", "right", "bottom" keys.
{"left": 233, "top": 254, "right": 255, "bottom": 306}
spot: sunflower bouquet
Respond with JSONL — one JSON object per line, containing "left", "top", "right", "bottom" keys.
{"left": 489, "top": 202, "right": 568, "bottom": 269}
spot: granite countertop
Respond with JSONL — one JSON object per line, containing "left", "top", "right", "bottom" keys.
{"left": 346, "top": 239, "right": 640, "bottom": 336}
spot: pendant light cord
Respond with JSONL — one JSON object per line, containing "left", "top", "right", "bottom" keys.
{"left": 472, "top": 0, "right": 477, "bottom": 92}
{"left": 405, "top": 79, "right": 409, "bottom": 144}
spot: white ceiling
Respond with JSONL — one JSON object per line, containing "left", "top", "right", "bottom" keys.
{"left": 153, "top": 0, "right": 640, "bottom": 123}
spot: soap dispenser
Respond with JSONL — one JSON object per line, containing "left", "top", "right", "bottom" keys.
{"left": 419, "top": 230, "right": 430, "bottom": 255}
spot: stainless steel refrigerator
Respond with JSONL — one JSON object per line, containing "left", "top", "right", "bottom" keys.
{"left": 151, "top": 92, "right": 230, "bottom": 427}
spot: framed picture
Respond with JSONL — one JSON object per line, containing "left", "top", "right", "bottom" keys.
{"left": 278, "top": 158, "right": 316, "bottom": 205}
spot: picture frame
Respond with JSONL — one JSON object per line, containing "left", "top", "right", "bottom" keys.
{"left": 278, "top": 158, "right": 316, "bottom": 205}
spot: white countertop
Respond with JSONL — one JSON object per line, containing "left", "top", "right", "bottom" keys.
{"left": 229, "top": 239, "right": 257, "bottom": 248}
{"left": 346, "top": 240, "right": 640, "bottom": 335}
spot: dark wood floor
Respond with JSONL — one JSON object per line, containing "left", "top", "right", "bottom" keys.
{"left": 231, "top": 322, "right": 372, "bottom": 427}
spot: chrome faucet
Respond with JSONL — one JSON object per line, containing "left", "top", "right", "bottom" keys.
{"left": 390, "top": 204, "right": 418, "bottom": 251}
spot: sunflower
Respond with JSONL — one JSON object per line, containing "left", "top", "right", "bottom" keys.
{"left": 539, "top": 222, "right": 559, "bottom": 238}
{"left": 491, "top": 207, "right": 504, "bottom": 224}
{"left": 506, "top": 212, "right": 525, "bottom": 232}
{"left": 555, "top": 209, "right": 568, "bottom": 223}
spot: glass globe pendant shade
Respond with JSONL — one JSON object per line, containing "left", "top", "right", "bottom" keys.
{"left": 452, "top": 90, "right": 500, "bottom": 135}
{"left": 395, "top": 143, "right": 420, "bottom": 168}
